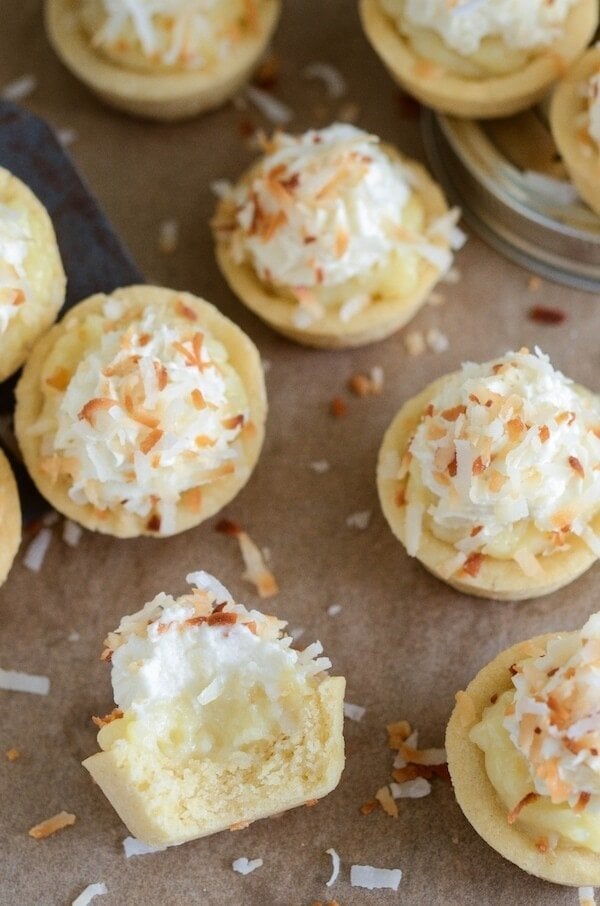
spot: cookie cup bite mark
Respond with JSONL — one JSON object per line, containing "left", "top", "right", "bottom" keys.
{"left": 376, "top": 377, "right": 600, "bottom": 601}
{"left": 446, "top": 632, "right": 600, "bottom": 886}
{"left": 215, "top": 153, "right": 452, "bottom": 350}
{"left": 0, "top": 448, "right": 22, "bottom": 588}
{"left": 0, "top": 167, "right": 66, "bottom": 383}
{"left": 551, "top": 47, "right": 600, "bottom": 218}
{"left": 45, "top": 0, "right": 281, "bottom": 122}
{"left": 359, "top": 0, "right": 598, "bottom": 119}
{"left": 14, "top": 285, "right": 266, "bottom": 538}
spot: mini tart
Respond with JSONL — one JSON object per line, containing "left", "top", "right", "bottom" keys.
{"left": 214, "top": 132, "right": 456, "bottom": 350}
{"left": 551, "top": 47, "right": 600, "bottom": 217}
{"left": 14, "top": 285, "right": 266, "bottom": 538}
{"left": 83, "top": 571, "right": 345, "bottom": 846}
{"left": 0, "top": 167, "right": 66, "bottom": 383}
{"left": 0, "top": 448, "right": 21, "bottom": 588}
{"left": 447, "top": 631, "right": 600, "bottom": 886}
{"left": 45, "top": 0, "right": 281, "bottom": 121}
{"left": 359, "top": 0, "right": 598, "bottom": 119}
{"left": 377, "top": 356, "right": 600, "bottom": 601}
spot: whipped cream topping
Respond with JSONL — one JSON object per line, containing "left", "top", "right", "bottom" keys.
{"left": 44, "top": 299, "right": 247, "bottom": 533}
{"left": 86, "top": 0, "right": 256, "bottom": 69}
{"left": 0, "top": 201, "right": 31, "bottom": 333}
{"left": 504, "top": 612, "right": 600, "bottom": 806}
{"left": 587, "top": 71, "right": 600, "bottom": 148}
{"left": 407, "top": 348, "right": 600, "bottom": 564}
{"left": 214, "top": 124, "right": 459, "bottom": 305}
{"left": 385, "top": 0, "right": 580, "bottom": 57}
{"left": 106, "top": 571, "right": 331, "bottom": 727}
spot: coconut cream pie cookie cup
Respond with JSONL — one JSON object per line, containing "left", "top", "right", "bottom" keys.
{"left": 45, "top": 0, "right": 281, "bottom": 121}
{"left": 83, "top": 570, "right": 345, "bottom": 846}
{"left": 359, "top": 0, "right": 598, "bottom": 119}
{"left": 447, "top": 611, "right": 600, "bottom": 885}
{"left": 0, "top": 448, "right": 21, "bottom": 589}
{"left": 14, "top": 285, "right": 266, "bottom": 538}
{"left": 377, "top": 348, "right": 600, "bottom": 601}
{"left": 212, "top": 123, "right": 464, "bottom": 349}
{"left": 0, "top": 167, "right": 66, "bottom": 383}
{"left": 551, "top": 47, "right": 600, "bottom": 217}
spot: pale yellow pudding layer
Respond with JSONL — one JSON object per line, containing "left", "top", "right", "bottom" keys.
{"left": 0, "top": 448, "right": 21, "bottom": 589}
{"left": 45, "top": 0, "right": 281, "bottom": 121}
{"left": 0, "top": 167, "right": 66, "bottom": 382}
{"left": 472, "top": 691, "right": 600, "bottom": 852}
{"left": 447, "top": 634, "right": 600, "bottom": 886}
{"left": 359, "top": 0, "right": 598, "bottom": 118}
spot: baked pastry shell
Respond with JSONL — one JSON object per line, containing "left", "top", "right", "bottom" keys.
{"left": 551, "top": 46, "right": 600, "bottom": 217}
{"left": 359, "top": 0, "right": 598, "bottom": 119}
{"left": 377, "top": 375, "right": 600, "bottom": 601}
{"left": 446, "top": 631, "right": 600, "bottom": 886}
{"left": 14, "top": 285, "right": 267, "bottom": 538}
{"left": 45, "top": 0, "right": 281, "bottom": 122}
{"left": 83, "top": 675, "right": 345, "bottom": 846}
{"left": 0, "top": 166, "right": 66, "bottom": 383}
{"left": 214, "top": 151, "right": 451, "bottom": 349}
{"left": 0, "top": 447, "right": 21, "bottom": 588}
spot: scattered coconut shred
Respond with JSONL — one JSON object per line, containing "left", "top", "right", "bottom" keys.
{"left": 1, "top": 73, "right": 37, "bottom": 102}
{"left": 23, "top": 527, "right": 53, "bottom": 572}
{"left": 215, "top": 518, "right": 278, "bottom": 598}
{"left": 362, "top": 719, "right": 449, "bottom": 817}
{"left": 28, "top": 811, "right": 76, "bottom": 839}
{"left": 0, "top": 667, "right": 50, "bottom": 695}
{"left": 62, "top": 518, "right": 83, "bottom": 548}
{"left": 345, "top": 510, "right": 371, "bottom": 530}
{"left": 244, "top": 85, "right": 293, "bottom": 125}
{"left": 71, "top": 883, "right": 107, "bottom": 906}
{"left": 158, "top": 218, "right": 179, "bottom": 254}
{"left": 579, "top": 888, "right": 597, "bottom": 906}
{"left": 122, "top": 836, "right": 166, "bottom": 857}
{"left": 232, "top": 857, "right": 263, "bottom": 875}
{"left": 350, "top": 864, "right": 402, "bottom": 891}
{"left": 303, "top": 62, "right": 347, "bottom": 99}
{"left": 343, "top": 702, "right": 366, "bottom": 722}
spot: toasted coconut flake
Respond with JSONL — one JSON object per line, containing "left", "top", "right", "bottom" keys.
{"left": 0, "top": 668, "right": 50, "bottom": 696}
{"left": 303, "top": 62, "right": 347, "bottom": 99}
{"left": 330, "top": 396, "right": 347, "bottom": 418}
{"left": 350, "top": 864, "right": 402, "bottom": 891}
{"left": 230, "top": 820, "right": 251, "bottom": 831}
{"left": 72, "top": 883, "right": 108, "bottom": 906}
{"left": 310, "top": 459, "right": 330, "bottom": 473}
{"left": 218, "top": 522, "right": 278, "bottom": 598}
{"left": 23, "top": 527, "right": 52, "bottom": 572}
{"left": 528, "top": 305, "right": 566, "bottom": 325}
{"left": 325, "top": 847, "right": 341, "bottom": 887}
{"left": 387, "top": 720, "right": 412, "bottom": 749}
{"left": 244, "top": 86, "right": 293, "bottom": 125}
{"left": 360, "top": 799, "right": 380, "bottom": 815}
{"left": 123, "top": 836, "right": 166, "bottom": 857}
{"left": 345, "top": 510, "right": 371, "bottom": 530}
{"left": 62, "top": 519, "right": 83, "bottom": 547}
{"left": 507, "top": 792, "right": 539, "bottom": 825}
{"left": 578, "top": 887, "right": 597, "bottom": 906}
{"left": 344, "top": 702, "right": 366, "bottom": 722}
{"left": 6, "top": 747, "right": 21, "bottom": 761}
{"left": 232, "top": 857, "right": 263, "bottom": 875}
{"left": 1, "top": 73, "right": 37, "bottom": 101}
{"left": 390, "top": 778, "right": 431, "bottom": 799}
{"left": 158, "top": 218, "right": 179, "bottom": 255}
{"left": 92, "top": 708, "right": 123, "bottom": 729}
{"left": 29, "top": 811, "right": 76, "bottom": 839}
{"left": 375, "top": 785, "right": 398, "bottom": 817}
{"left": 399, "top": 744, "right": 446, "bottom": 766}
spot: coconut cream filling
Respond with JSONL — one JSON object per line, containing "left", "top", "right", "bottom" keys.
{"left": 403, "top": 348, "right": 600, "bottom": 570}
{"left": 99, "top": 571, "right": 332, "bottom": 765}
{"left": 380, "top": 0, "right": 581, "bottom": 79}
{"left": 80, "top": 0, "right": 260, "bottom": 72}
{"left": 0, "top": 201, "right": 31, "bottom": 334}
{"left": 214, "top": 123, "right": 463, "bottom": 327}
{"left": 470, "top": 613, "right": 600, "bottom": 851}
{"left": 32, "top": 299, "right": 248, "bottom": 531}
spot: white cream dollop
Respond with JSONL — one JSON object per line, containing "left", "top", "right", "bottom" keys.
{"left": 504, "top": 612, "right": 600, "bottom": 805}
{"left": 407, "top": 348, "right": 600, "bottom": 561}
{"left": 384, "top": 0, "right": 581, "bottom": 57}
{"left": 0, "top": 201, "right": 30, "bottom": 333}
{"left": 46, "top": 300, "right": 248, "bottom": 532}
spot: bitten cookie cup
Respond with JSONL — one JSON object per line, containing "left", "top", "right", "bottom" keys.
{"left": 83, "top": 571, "right": 346, "bottom": 847}
{"left": 45, "top": 0, "right": 281, "bottom": 121}
{"left": 0, "top": 167, "right": 66, "bottom": 383}
{"left": 377, "top": 349, "right": 600, "bottom": 601}
{"left": 213, "top": 123, "right": 462, "bottom": 349}
{"left": 447, "top": 620, "right": 600, "bottom": 886}
{"left": 359, "top": 0, "right": 598, "bottom": 119}
{"left": 551, "top": 47, "right": 600, "bottom": 217}
{"left": 0, "top": 448, "right": 21, "bottom": 589}
{"left": 14, "top": 285, "right": 267, "bottom": 538}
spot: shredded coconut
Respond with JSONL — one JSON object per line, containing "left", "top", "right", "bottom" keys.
{"left": 346, "top": 510, "right": 371, "bottom": 530}
{"left": 0, "top": 668, "right": 50, "bottom": 695}
{"left": 303, "top": 62, "right": 347, "bottom": 99}
{"left": 310, "top": 459, "right": 330, "bottom": 473}
{"left": 343, "top": 702, "right": 366, "bottom": 722}
{"left": 1, "top": 73, "right": 37, "bottom": 102}
{"left": 23, "top": 528, "right": 53, "bottom": 572}
{"left": 407, "top": 348, "right": 600, "bottom": 567}
{"left": 123, "top": 836, "right": 166, "bottom": 857}
{"left": 0, "top": 201, "right": 31, "bottom": 334}
{"left": 62, "top": 519, "right": 83, "bottom": 547}
{"left": 325, "top": 848, "right": 341, "bottom": 887}
{"left": 72, "top": 883, "right": 107, "bottom": 906}
{"left": 244, "top": 86, "right": 293, "bottom": 125}
{"left": 158, "top": 218, "right": 179, "bottom": 254}
{"left": 579, "top": 888, "right": 597, "bottom": 906}
{"left": 232, "top": 857, "right": 263, "bottom": 875}
{"left": 350, "top": 864, "right": 403, "bottom": 891}
{"left": 390, "top": 777, "right": 432, "bottom": 798}
{"left": 327, "top": 604, "right": 343, "bottom": 616}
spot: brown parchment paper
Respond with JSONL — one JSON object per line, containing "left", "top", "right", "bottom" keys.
{"left": 2, "top": 2, "right": 600, "bottom": 904}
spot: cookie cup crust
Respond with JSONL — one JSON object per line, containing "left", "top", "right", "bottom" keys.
{"left": 214, "top": 152, "right": 451, "bottom": 349}
{"left": 14, "top": 285, "right": 267, "bottom": 538}
{"left": 45, "top": 0, "right": 281, "bottom": 122}
{"left": 359, "top": 0, "right": 598, "bottom": 119}
{"left": 0, "top": 167, "right": 66, "bottom": 382}
{"left": 551, "top": 47, "right": 600, "bottom": 217}
{"left": 377, "top": 376, "right": 600, "bottom": 601}
{"left": 446, "top": 632, "right": 600, "bottom": 885}
{"left": 0, "top": 448, "right": 22, "bottom": 588}
{"left": 83, "top": 675, "right": 345, "bottom": 847}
